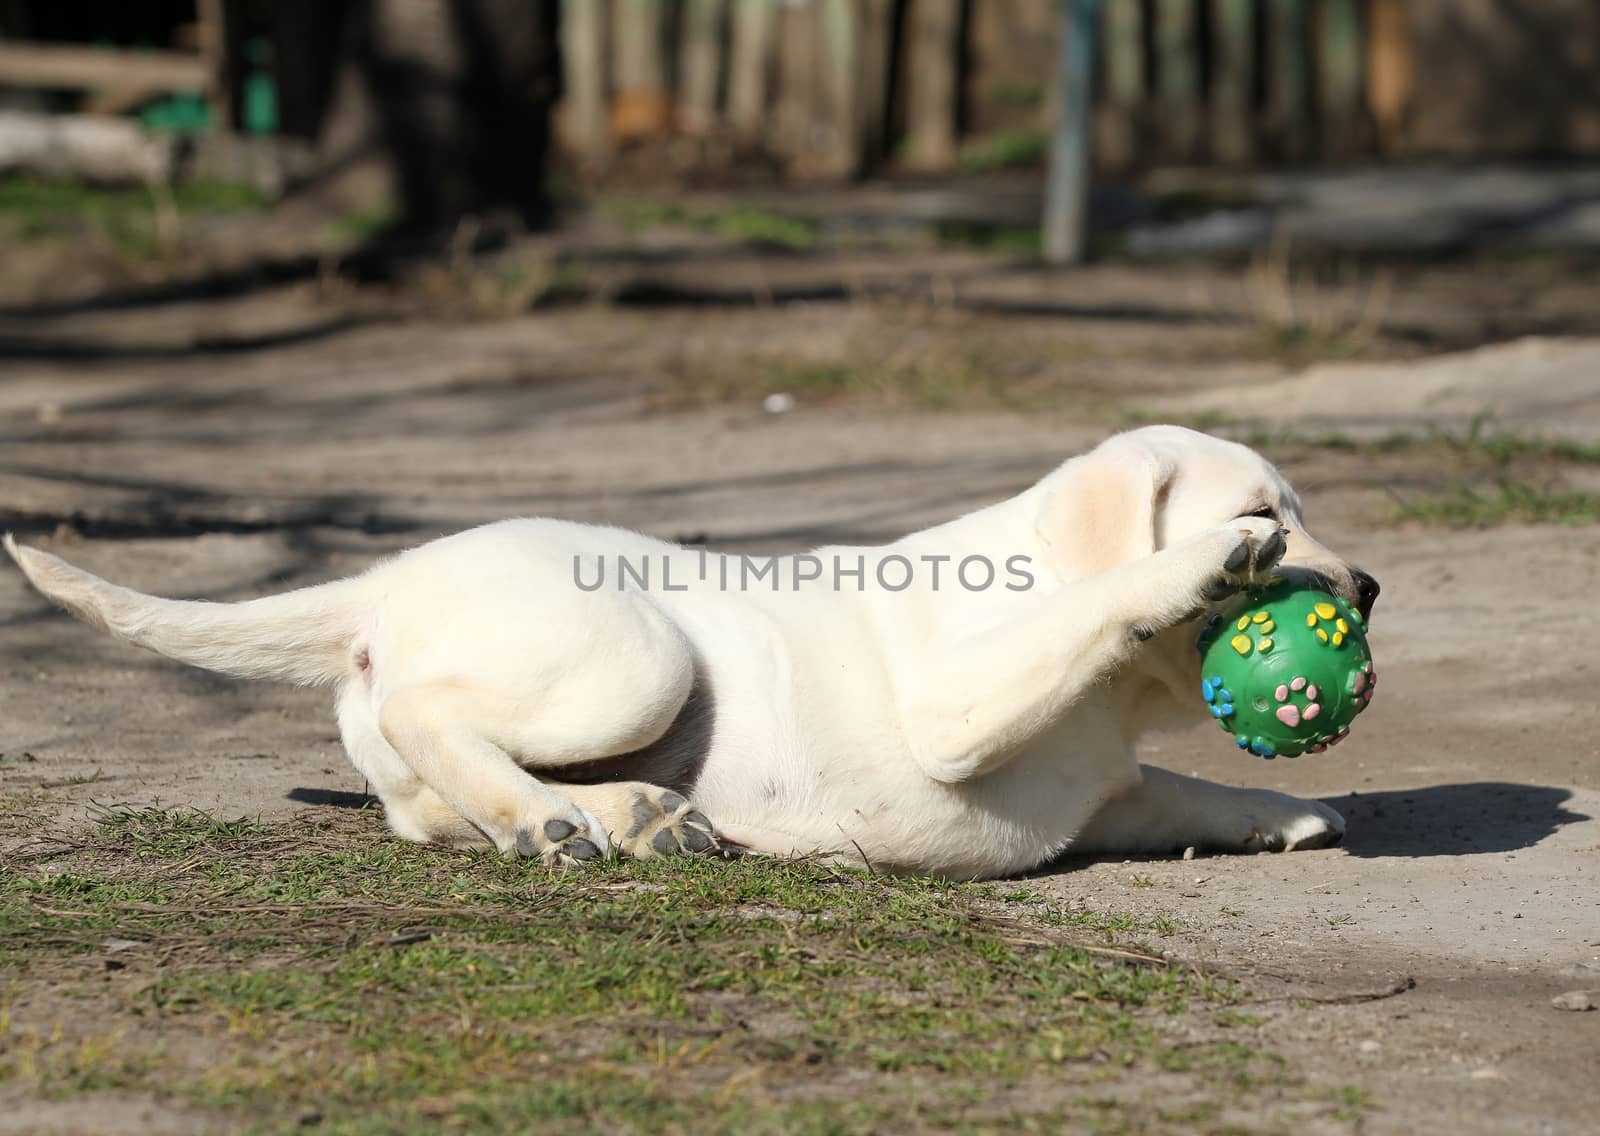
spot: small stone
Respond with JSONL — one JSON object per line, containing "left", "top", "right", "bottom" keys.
{"left": 1552, "top": 990, "right": 1597, "bottom": 1011}
{"left": 763, "top": 392, "right": 795, "bottom": 414}
{"left": 1358, "top": 1040, "right": 1381, "bottom": 1054}
{"left": 1182, "top": 846, "right": 1196, "bottom": 861}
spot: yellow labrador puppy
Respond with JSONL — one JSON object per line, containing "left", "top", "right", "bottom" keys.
{"left": 6, "top": 426, "right": 1377, "bottom": 879}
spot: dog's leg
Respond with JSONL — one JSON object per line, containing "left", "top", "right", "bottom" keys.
{"left": 549, "top": 781, "right": 727, "bottom": 859}
{"left": 376, "top": 685, "right": 613, "bottom": 866}
{"left": 897, "top": 517, "right": 1287, "bottom": 784}
{"left": 337, "top": 687, "right": 492, "bottom": 849}
{"left": 1073, "top": 764, "right": 1344, "bottom": 854}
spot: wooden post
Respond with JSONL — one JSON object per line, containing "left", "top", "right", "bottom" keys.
{"left": 677, "top": 0, "right": 723, "bottom": 136}
{"left": 196, "top": 0, "right": 235, "bottom": 132}
{"left": 1096, "top": 0, "right": 1143, "bottom": 170}
{"left": 853, "top": 0, "right": 893, "bottom": 170}
{"left": 1365, "top": 0, "right": 1412, "bottom": 155}
{"left": 611, "top": 0, "right": 669, "bottom": 140}
{"left": 728, "top": 0, "right": 775, "bottom": 141}
{"left": 903, "top": 0, "right": 960, "bottom": 171}
{"left": 1210, "top": 0, "right": 1254, "bottom": 164}
{"left": 560, "top": 0, "right": 610, "bottom": 164}
{"left": 1269, "top": 0, "right": 1312, "bottom": 160}
{"left": 1044, "top": 0, "right": 1098, "bottom": 265}
{"left": 1318, "top": 0, "right": 1364, "bottom": 157}
{"left": 774, "top": 0, "right": 818, "bottom": 162}
{"left": 818, "top": 0, "right": 861, "bottom": 177}
{"left": 1154, "top": 0, "right": 1198, "bottom": 161}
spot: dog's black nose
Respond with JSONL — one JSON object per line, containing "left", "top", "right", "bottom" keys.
{"left": 1353, "top": 570, "right": 1381, "bottom": 621}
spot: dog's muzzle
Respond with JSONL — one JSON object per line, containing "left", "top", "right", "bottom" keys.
{"left": 1352, "top": 570, "right": 1380, "bottom": 622}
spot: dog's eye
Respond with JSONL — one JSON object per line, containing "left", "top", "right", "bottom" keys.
{"left": 1246, "top": 505, "right": 1278, "bottom": 520}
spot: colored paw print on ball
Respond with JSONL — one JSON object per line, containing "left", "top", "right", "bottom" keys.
{"left": 1226, "top": 609, "right": 1278, "bottom": 657}
{"left": 1200, "top": 675, "right": 1235, "bottom": 720}
{"left": 1273, "top": 675, "right": 1322, "bottom": 728}
{"left": 1349, "top": 658, "right": 1377, "bottom": 712}
{"left": 1305, "top": 601, "right": 1356, "bottom": 648}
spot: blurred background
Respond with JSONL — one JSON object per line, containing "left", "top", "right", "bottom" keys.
{"left": 3, "top": 12, "right": 1600, "bottom": 1132}
{"left": 2, "top": 0, "right": 1600, "bottom": 541}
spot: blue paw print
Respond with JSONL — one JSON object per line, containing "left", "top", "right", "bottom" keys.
{"left": 1201, "top": 675, "right": 1234, "bottom": 719}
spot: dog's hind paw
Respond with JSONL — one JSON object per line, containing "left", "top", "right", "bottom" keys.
{"left": 619, "top": 787, "right": 731, "bottom": 860}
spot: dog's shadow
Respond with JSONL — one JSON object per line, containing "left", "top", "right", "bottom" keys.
{"left": 1327, "top": 782, "right": 1588, "bottom": 857}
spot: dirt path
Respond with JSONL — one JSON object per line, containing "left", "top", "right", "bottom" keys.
{"left": 3, "top": 267, "right": 1598, "bottom": 1133}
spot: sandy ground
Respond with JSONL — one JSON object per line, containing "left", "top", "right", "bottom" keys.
{"left": 2, "top": 262, "right": 1598, "bottom": 1134}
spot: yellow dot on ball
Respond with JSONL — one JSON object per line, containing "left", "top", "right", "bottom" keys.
{"left": 1305, "top": 612, "right": 1318, "bottom": 628}
{"left": 1336, "top": 618, "right": 1349, "bottom": 634}
{"left": 1315, "top": 627, "right": 1330, "bottom": 644}
{"left": 1260, "top": 620, "right": 1275, "bottom": 633}
{"left": 1231, "top": 634, "right": 1252, "bottom": 656}
{"left": 1315, "top": 602, "right": 1337, "bottom": 620}
{"left": 1236, "top": 617, "right": 1251, "bottom": 632}
{"left": 1257, "top": 638, "right": 1274, "bottom": 653}
{"left": 1332, "top": 631, "right": 1345, "bottom": 647}
{"left": 1252, "top": 611, "right": 1270, "bottom": 624}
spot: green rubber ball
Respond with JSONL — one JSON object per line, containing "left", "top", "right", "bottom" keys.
{"left": 1196, "top": 579, "right": 1377, "bottom": 759}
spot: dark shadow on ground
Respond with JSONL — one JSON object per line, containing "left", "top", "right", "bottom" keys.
{"left": 1327, "top": 782, "right": 1587, "bottom": 857}
{"left": 0, "top": 314, "right": 389, "bottom": 363}
{"left": 287, "top": 788, "right": 379, "bottom": 810}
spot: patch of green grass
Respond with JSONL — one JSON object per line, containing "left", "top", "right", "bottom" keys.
{"left": 665, "top": 352, "right": 1045, "bottom": 413}
{"left": 957, "top": 128, "right": 1048, "bottom": 175}
{"left": 1394, "top": 480, "right": 1600, "bottom": 528}
{"left": 0, "top": 176, "right": 269, "bottom": 218}
{"left": 326, "top": 203, "right": 399, "bottom": 245}
{"left": 0, "top": 807, "right": 1347, "bottom": 1134}
{"left": 604, "top": 198, "right": 817, "bottom": 250}
{"left": 0, "top": 176, "right": 269, "bottom": 260}
{"left": 934, "top": 219, "right": 1042, "bottom": 257}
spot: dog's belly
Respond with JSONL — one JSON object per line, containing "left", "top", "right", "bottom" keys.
{"left": 684, "top": 689, "right": 1138, "bottom": 880}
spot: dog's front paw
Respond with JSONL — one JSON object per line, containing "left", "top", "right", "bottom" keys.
{"left": 1225, "top": 792, "right": 1345, "bottom": 854}
{"left": 515, "top": 809, "right": 612, "bottom": 868}
{"left": 1200, "top": 517, "right": 1289, "bottom": 602}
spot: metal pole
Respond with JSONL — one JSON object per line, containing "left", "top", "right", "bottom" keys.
{"left": 1043, "top": 0, "right": 1099, "bottom": 265}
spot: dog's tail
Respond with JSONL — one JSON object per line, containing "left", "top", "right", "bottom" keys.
{"left": 5, "top": 534, "right": 364, "bottom": 687}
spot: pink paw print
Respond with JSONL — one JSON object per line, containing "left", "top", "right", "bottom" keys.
{"left": 1351, "top": 659, "right": 1377, "bottom": 710}
{"left": 1272, "top": 675, "right": 1321, "bottom": 728}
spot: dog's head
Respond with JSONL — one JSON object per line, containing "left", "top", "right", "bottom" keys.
{"left": 1036, "top": 425, "right": 1379, "bottom": 726}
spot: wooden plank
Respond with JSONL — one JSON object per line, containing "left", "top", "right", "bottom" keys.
{"left": 0, "top": 43, "right": 208, "bottom": 93}
{"left": 903, "top": 0, "right": 960, "bottom": 171}
{"left": 728, "top": 0, "right": 775, "bottom": 141}
{"left": 1269, "top": 0, "right": 1312, "bottom": 159}
{"left": 1044, "top": 0, "right": 1100, "bottom": 264}
{"left": 677, "top": 0, "right": 724, "bottom": 135}
{"left": 1154, "top": 0, "right": 1199, "bottom": 160}
{"left": 1210, "top": 0, "right": 1254, "bottom": 164}
{"left": 559, "top": 0, "right": 610, "bottom": 164}
{"left": 1096, "top": 0, "right": 1143, "bottom": 170}
{"left": 1318, "top": 0, "right": 1364, "bottom": 156}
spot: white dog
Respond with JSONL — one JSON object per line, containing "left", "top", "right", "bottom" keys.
{"left": 5, "top": 426, "right": 1377, "bottom": 879}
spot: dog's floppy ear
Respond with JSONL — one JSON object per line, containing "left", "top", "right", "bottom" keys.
{"left": 1035, "top": 437, "right": 1176, "bottom": 579}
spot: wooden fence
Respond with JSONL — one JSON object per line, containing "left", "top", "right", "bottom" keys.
{"left": 560, "top": 0, "right": 1408, "bottom": 176}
